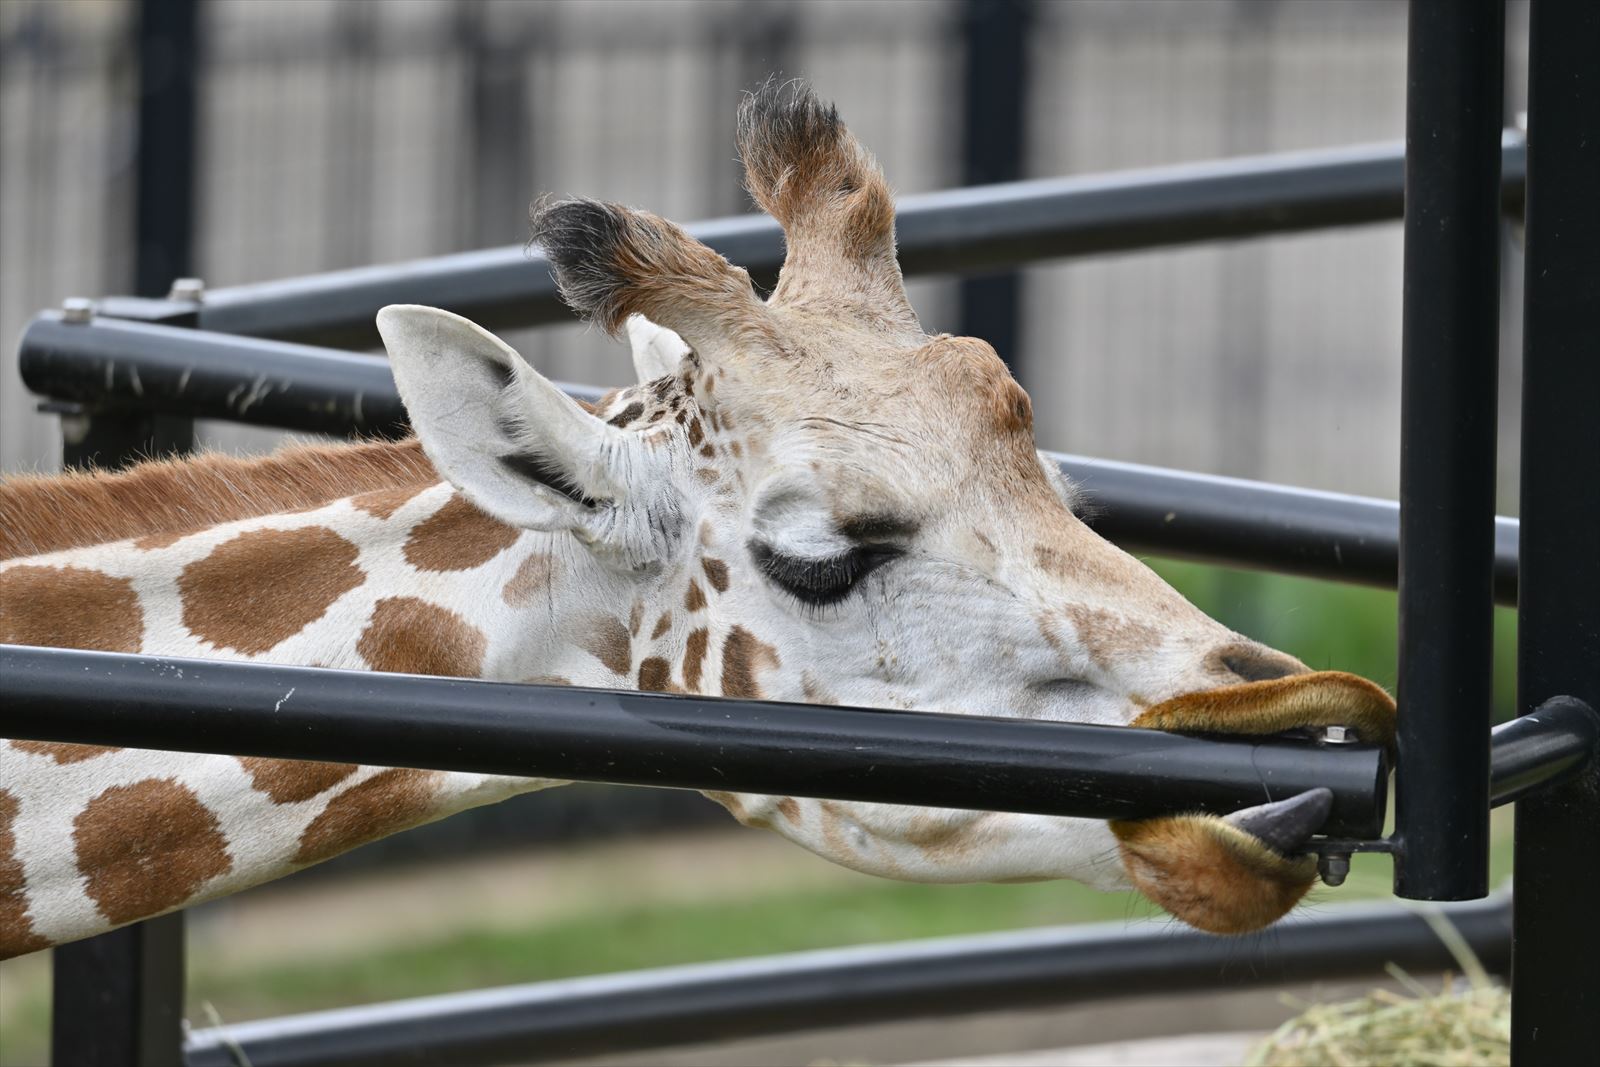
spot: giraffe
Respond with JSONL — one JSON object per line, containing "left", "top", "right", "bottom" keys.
{"left": 0, "top": 81, "right": 1396, "bottom": 959}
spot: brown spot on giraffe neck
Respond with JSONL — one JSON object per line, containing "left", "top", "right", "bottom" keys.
{"left": 721, "top": 626, "right": 779, "bottom": 698}
{"left": 0, "top": 789, "right": 48, "bottom": 958}
{"left": 502, "top": 552, "right": 557, "bottom": 607}
{"left": 353, "top": 483, "right": 429, "bottom": 520}
{"left": 179, "top": 526, "right": 363, "bottom": 655}
{"left": 403, "top": 494, "right": 520, "bottom": 572}
{"left": 358, "top": 597, "right": 488, "bottom": 677}
{"left": 0, "top": 565, "right": 142, "bottom": 653}
{"left": 294, "top": 769, "right": 443, "bottom": 866}
{"left": 237, "top": 758, "right": 360, "bottom": 805}
{"left": 651, "top": 612, "right": 673, "bottom": 640}
{"left": 701, "top": 557, "right": 730, "bottom": 593}
{"left": 10, "top": 741, "right": 121, "bottom": 764}
{"left": 683, "top": 627, "right": 710, "bottom": 691}
{"left": 581, "top": 616, "right": 633, "bottom": 676}
{"left": 776, "top": 797, "right": 802, "bottom": 824}
{"left": 74, "top": 778, "right": 232, "bottom": 927}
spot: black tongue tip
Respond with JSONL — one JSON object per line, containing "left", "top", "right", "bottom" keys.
{"left": 1224, "top": 788, "right": 1334, "bottom": 856}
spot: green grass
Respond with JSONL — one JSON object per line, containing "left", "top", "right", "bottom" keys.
{"left": 183, "top": 877, "right": 1160, "bottom": 1026}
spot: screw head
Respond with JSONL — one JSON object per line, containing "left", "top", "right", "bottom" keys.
{"left": 61, "top": 297, "right": 95, "bottom": 324}
{"left": 1319, "top": 853, "right": 1351, "bottom": 887}
{"left": 168, "top": 277, "right": 205, "bottom": 302}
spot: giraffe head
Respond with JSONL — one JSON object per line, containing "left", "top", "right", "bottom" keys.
{"left": 378, "top": 80, "right": 1394, "bottom": 934}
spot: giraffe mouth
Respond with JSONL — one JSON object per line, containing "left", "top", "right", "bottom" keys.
{"left": 1110, "top": 671, "right": 1396, "bottom": 934}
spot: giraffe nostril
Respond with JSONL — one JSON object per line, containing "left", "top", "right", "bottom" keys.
{"left": 1220, "top": 647, "right": 1306, "bottom": 684}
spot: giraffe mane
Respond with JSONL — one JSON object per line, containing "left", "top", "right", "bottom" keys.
{"left": 0, "top": 438, "right": 437, "bottom": 562}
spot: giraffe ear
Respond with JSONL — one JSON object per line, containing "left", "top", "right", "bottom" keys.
{"left": 378, "top": 304, "right": 681, "bottom": 559}
{"left": 625, "top": 314, "right": 690, "bottom": 383}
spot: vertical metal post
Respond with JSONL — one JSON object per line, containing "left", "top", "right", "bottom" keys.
{"left": 1393, "top": 0, "right": 1504, "bottom": 900}
{"left": 51, "top": 914, "right": 187, "bottom": 1067}
{"left": 1512, "top": 0, "right": 1600, "bottom": 1060}
{"left": 49, "top": 3, "right": 199, "bottom": 1062}
{"left": 958, "top": 0, "right": 1032, "bottom": 373}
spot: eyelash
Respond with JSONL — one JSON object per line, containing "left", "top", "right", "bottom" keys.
{"left": 751, "top": 542, "right": 901, "bottom": 607}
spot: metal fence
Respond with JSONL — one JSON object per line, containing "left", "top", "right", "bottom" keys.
{"left": 2, "top": 0, "right": 1597, "bottom": 1065}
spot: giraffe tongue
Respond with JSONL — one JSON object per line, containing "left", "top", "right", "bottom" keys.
{"left": 1223, "top": 788, "right": 1333, "bottom": 856}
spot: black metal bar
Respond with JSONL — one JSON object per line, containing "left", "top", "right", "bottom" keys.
{"left": 53, "top": 3, "right": 201, "bottom": 1041}
{"left": 958, "top": 0, "right": 1032, "bottom": 371}
{"left": 1490, "top": 696, "right": 1599, "bottom": 809}
{"left": 0, "top": 645, "right": 1391, "bottom": 838}
{"left": 1393, "top": 0, "right": 1504, "bottom": 902}
{"left": 15, "top": 312, "right": 1522, "bottom": 601}
{"left": 133, "top": 0, "right": 198, "bottom": 300}
{"left": 20, "top": 311, "right": 605, "bottom": 439}
{"left": 1063, "top": 454, "right": 1521, "bottom": 604}
{"left": 50, "top": 913, "right": 186, "bottom": 1067}
{"left": 182, "top": 894, "right": 1511, "bottom": 1067}
{"left": 141, "top": 134, "right": 1526, "bottom": 350}
{"left": 1512, "top": 0, "right": 1600, "bottom": 1058}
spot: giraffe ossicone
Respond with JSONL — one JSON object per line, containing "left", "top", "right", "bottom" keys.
{"left": 0, "top": 80, "right": 1396, "bottom": 958}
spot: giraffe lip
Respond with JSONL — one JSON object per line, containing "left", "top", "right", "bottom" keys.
{"left": 1130, "top": 670, "right": 1399, "bottom": 748}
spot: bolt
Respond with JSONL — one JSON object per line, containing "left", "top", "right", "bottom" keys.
{"left": 168, "top": 277, "right": 205, "bottom": 302}
{"left": 1318, "top": 852, "right": 1350, "bottom": 887}
{"left": 61, "top": 298, "right": 95, "bottom": 324}
{"left": 1322, "top": 725, "right": 1355, "bottom": 744}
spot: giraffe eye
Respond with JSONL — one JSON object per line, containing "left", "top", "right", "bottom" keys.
{"left": 750, "top": 541, "right": 901, "bottom": 606}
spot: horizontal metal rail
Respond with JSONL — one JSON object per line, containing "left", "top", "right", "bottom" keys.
{"left": 0, "top": 644, "right": 1390, "bottom": 836}
{"left": 19, "top": 311, "right": 1522, "bottom": 602}
{"left": 182, "top": 894, "right": 1512, "bottom": 1067}
{"left": 104, "top": 132, "right": 1526, "bottom": 349}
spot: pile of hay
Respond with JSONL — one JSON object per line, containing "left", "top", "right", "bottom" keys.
{"left": 1246, "top": 911, "right": 1510, "bottom": 1067}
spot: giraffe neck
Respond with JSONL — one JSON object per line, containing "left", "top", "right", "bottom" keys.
{"left": 0, "top": 458, "right": 692, "bottom": 957}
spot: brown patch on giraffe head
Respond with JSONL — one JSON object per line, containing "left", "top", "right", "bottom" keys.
{"left": 651, "top": 612, "right": 673, "bottom": 640}
{"left": 0, "top": 788, "right": 48, "bottom": 958}
{"left": 358, "top": 597, "right": 488, "bottom": 677}
{"left": 721, "top": 626, "right": 780, "bottom": 698}
{"left": 687, "top": 418, "right": 705, "bottom": 447}
{"left": 294, "top": 769, "right": 443, "bottom": 866}
{"left": 9, "top": 741, "right": 121, "bottom": 764}
{"left": 684, "top": 579, "right": 707, "bottom": 613}
{"left": 237, "top": 757, "right": 360, "bottom": 805}
{"left": 776, "top": 797, "right": 803, "bottom": 825}
{"left": 683, "top": 627, "right": 710, "bottom": 691}
{"left": 637, "top": 656, "right": 677, "bottom": 692}
{"left": 502, "top": 552, "right": 558, "bottom": 607}
{"left": 179, "top": 526, "right": 363, "bottom": 655}
{"left": 403, "top": 493, "right": 520, "bottom": 572}
{"left": 0, "top": 565, "right": 142, "bottom": 652}
{"left": 701, "top": 557, "right": 730, "bottom": 593}
{"left": 580, "top": 615, "right": 633, "bottom": 676}
{"left": 353, "top": 483, "right": 429, "bottom": 520}
{"left": 0, "top": 437, "right": 436, "bottom": 562}
{"left": 900, "top": 810, "right": 990, "bottom": 863}
{"left": 73, "top": 778, "right": 232, "bottom": 927}
{"left": 1060, "top": 605, "right": 1164, "bottom": 673}
{"left": 628, "top": 600, "right": 645, "bottom": 637}
{"left": 800, "top": 671, "right": 838, "bottom": 706}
